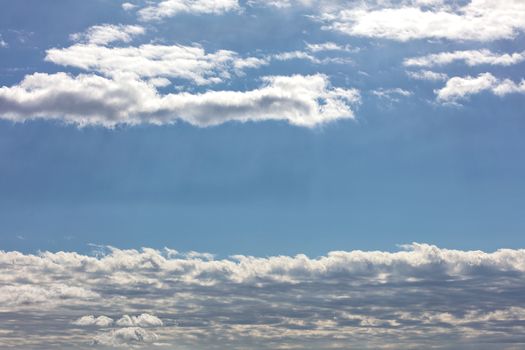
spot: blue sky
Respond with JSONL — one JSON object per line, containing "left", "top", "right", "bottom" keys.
{"left": 1, "top": 0, "right": 525, "bottom": 256}
{"left": 1, "top": 1, "right": 525, "bottom": 348}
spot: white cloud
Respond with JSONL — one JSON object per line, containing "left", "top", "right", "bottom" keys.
{"left": 0, "top": 35, "right": 7, "bottom": 48}
{"left": 272, "top": 50, "right": 319, "bottom": 62}
{"left": 405, "top": 49, "right": 525, "bottom": 67}
{"left": 116, "top": 314, "right": 163, "bottom": 327}
{"left": 0, "top": 284, "right": 99, "bottom": 307}
{"left": 46, "top": 44, "right": 263, "bottom": 85}
{"left": 305, "top": 41, "right": 356, "bottom": 53}
{"left": 122, "top": 2, "right": 137, "bottom": 11}
{"left": 320, "top": 0, "right": 525, "bottom": 42}
{"left": 69, "top": 24, "right": 145, "bottom": 46}
{"left": 372, "top": 87, "right": 413, "bottom": 102}
{"left": 73, "top": 315, "right": 114, "bottom": 327}
{"left": 435, "top": 73, "right": 525, "bottom": 102}
{"left": 407, "top": 70, "right": 448, "bottom": 81}
{"left": 45, "top": 42, "right": 352, "bottom": 87}
{"left": 93, "top": 327, "right": 159, "bottom": 347}
{"left": 232, "top": 56, "right": 270, "bottom": 73}
{"left": 138, "top": 0, "right": 240, "bottom": 21}
{"left": 2, "top": 244, "right": 525, "bottom": 348}
{"left": 0, "top": 72, "right": 360, "bottom": 128}
{"left": 271, "top": 50, "right": 353, "bottom": 65}
{"left": 247, "top": 0, "right": 316, "bottom": 9}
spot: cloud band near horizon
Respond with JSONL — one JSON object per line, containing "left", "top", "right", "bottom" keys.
{"left": 2, "top": 243, "right": 525, "bottom": 349}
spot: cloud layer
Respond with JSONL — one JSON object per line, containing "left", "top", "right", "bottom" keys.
{"left": 2, "top": 244, "right": 525, "bottom": 348}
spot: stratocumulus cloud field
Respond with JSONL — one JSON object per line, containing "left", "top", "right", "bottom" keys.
{"left": 2, "top": 244, "right": 525, "bottom": 349}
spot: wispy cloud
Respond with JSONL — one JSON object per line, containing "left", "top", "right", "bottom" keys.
{"left": 138, "top": 0, "right": 240, "bottom": 21}
{"left": 407, "top": 70, "right": 449, "bottom": 81}
{"left": 405, "top": 49, "right": 525, "bottom": 67}
{"left": 69, "top": 24, "right": 146, "bottom": 46}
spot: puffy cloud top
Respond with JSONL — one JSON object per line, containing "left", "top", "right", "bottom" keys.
{"left": 2, "top": 244, "right": 525, "bottom": 348}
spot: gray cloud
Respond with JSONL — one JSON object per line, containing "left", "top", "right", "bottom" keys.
{"left": 1, "top": 244, "right": 525, "bottom": 348}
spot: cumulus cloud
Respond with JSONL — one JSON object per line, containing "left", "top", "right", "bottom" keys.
{"left": 436, "top": 72, "right": 525, "bottom": 102}
{"left": 0, "top": 72, "right": 360, "bottom": 128}
{"left": 320, "top": 0, "right": 525, "bottom": 42}
{"left": 138, "top": 0, "right": 240, "bottom": 21}
{"left": 69, "top": 24, "right": 145, "bottom": 46}
{"left": 45, "top": 43, "right": 245, "bottom": 85}
{"left": 45, "top": 42, "right": 352, "bottom": 86}
{"left": 73, "top": 315, "right": 114, "bottom": 327}
{"left": 93, "top": 327, "right": 159, "bottom": 347}
{"left": 404, "top": 49, "right": 525, "bottom": 67}
{"left": 117, "top": 314, "right": 163, "bottom": 327}
{"left": 2, "top": 244, "right": 525, "bottom": 348}
{"left": 407, "top": 70, "right": 448, "bottom": 81}
{"left": 122, "top": 2, "right": 137, "bottom": 11}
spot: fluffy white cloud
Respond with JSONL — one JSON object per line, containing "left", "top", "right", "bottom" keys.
{"left": 122, "top": 2, "right": 137, "bottom": 11}
{"left": 73, "top": 315, "right": 114, "bottom": 327}
{"left": 46, "top": 43, "right": 244, "bottom": 85}
{"left": 45, "top": 42, "right": 352, "bottom": 86}
{"left": 0, "top": 72, "right": 359, "bottom": 128}
{"left": 232, "top": 56, "right": 270, "bottom": 72}
{"left": 2, "top": 244, "right": 525, "bottom": 348}
{"left": 93, "top": 327, "right": 159, "bottom": 347}
{"left": 138, "top": 0, "right": 240, "bottom": 21}
{"left": 407, "top": 70, "right": 448, "bottom": 81}
{"left": 320, "top": 0, "right": 525, "bottom": 42}
{"left": 436, "top": 73, "right": 525, "bottom": 102}
{"left": 116, "top": 314, "right": 163, "bottom": 327}
{"left": 405, "top": 49, "right": 525, "bottom": 67}
{"left": 69, "top": 24, "right": 145, "bottom": 45}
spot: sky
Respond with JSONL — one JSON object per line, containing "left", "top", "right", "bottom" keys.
{"left": 1, "top": 0, "right": 525, "bottom": 348}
